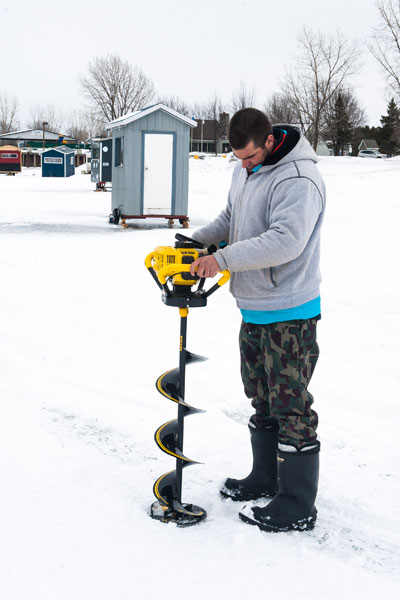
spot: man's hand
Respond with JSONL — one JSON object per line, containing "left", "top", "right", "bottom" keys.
{"left": 189, "top": 255, "right": 220, "bottom": 278}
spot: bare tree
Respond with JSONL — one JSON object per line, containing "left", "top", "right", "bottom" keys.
{"left": 205, "top": 93, "right": 228, "bottom": 154}
{"left": 28, "top": 104, "right": 64, "bottom": 132}
{"left": 66, "top": 108, "right": 107, "bottom": 141}
{"left": 204, "top": 92, "right": 226, "bottom": 120}
{"left": 80, "top": 54, "right": 155, "bottom": 123}
{"left": 156, "top": 95, "right": 190, "bottom": 116}
{"left": 0, "top": 92, "right": 19, "bottom": 133}
{"left": 263, "top": 92, "right": 298, "bottom": 124}
{"left": 231, "top": 81, "right": 256, "bottom": 113}
{"left": 281, "top": 27, "right": 361, "bottom": 150}
{"left": 190, "top": 101, "right": 209, "bottom": 120}
{"left": 368, "top": 0, "right": 400, "bottom": 101}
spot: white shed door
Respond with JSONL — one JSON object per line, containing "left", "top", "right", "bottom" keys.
{"left": 143, "top": 133, "right": 174, "bottom": 215}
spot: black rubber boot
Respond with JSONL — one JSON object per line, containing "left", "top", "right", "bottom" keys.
{"left": 220, "top": 425, "right": 279, "bottom": 501}
{"left": 239, "top": 441, "right": 320, "bottom": 531}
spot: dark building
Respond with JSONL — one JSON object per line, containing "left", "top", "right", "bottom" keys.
{"left": 190, "top": 112, "right": 230, "bottom": 154}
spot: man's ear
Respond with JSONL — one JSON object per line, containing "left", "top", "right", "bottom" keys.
{"left": 265, "top": 134, "right": 274, "bottom": 150}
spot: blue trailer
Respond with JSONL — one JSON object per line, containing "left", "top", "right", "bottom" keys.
{"left": 42, "top": 146, "right": 75, "bottom": 177}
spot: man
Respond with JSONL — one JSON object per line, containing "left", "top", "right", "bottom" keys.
{"left": 189, "top": 108, "right": 325, "bottom": 532}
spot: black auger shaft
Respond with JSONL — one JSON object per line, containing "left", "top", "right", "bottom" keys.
{"left": 150, "top": 304, "right": 207, "bottom": 526}
{"left": 176, "top": 307, "right": 188, "bottom": 503}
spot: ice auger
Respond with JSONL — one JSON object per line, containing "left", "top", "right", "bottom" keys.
{"left": 145, "top": 234, "right": 230, "bottom": 526}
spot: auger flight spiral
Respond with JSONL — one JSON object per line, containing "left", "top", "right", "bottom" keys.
{"left": 145, "top": 234, "right": 230, "bottom": 526}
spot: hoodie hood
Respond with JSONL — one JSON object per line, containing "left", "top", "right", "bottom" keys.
{"left": 258, "top": 125, "right": 318, "bottom": 173}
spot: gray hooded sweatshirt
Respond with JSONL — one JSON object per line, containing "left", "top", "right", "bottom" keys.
{"left": 193, "top": 128, "right": 326, "bottom": 311}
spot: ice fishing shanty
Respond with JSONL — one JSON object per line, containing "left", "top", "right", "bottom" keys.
{"left": 91, "top": 138, "right": 112, "bottom": 190}
{"left": 0, "top": 145, "right": 21, "bottom": 174}
{"left": 42, "top": 147, "right": 75, "bottom": 178}
{"left": 106, "top": 104, "right": 196, "bottom": 227}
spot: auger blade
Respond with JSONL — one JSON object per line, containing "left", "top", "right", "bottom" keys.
{"left": 154, "top": 419, "right": 201, "bottom": 463}
{"left": 156, "top": 368, "right": 206, "bottom": 413}
{"left": 153, "top": 469, "right": 176, "bottom": 509}
{"left": 156, "top": 368, "right": 185, "bottom": 405}
{"left": 151, "top": 470, "right": 207, "bottom": 526}
{"left": 185, "top": 350, "right": 208, "bottom": 364}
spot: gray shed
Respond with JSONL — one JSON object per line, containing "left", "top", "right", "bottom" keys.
{"left": 106, "top": 104, "right": 196, "bottom": 227}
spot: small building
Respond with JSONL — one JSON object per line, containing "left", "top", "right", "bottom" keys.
{"left": 0, "top": 145, "right": 21, "bottom": 174}
{"left": 91, "top": 138, "right": 112, "bottom": 190}
{"left": 191, "top": 112, "right": 230, "bottom": 154}
{"left": 358, "top": 139, "right": 379, "bottom": 152}
{"left": 0, "top": 128, "right": 78, "bottom": 149}
{"left": 106, "top": 103, "right": 197, "bottom": 227}
{"left": 42, "top": 147, "right": 75, "bottom": 177}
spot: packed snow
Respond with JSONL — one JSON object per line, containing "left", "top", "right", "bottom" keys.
{"left": 1, "top": 155, "right": 400, "bottom": 599}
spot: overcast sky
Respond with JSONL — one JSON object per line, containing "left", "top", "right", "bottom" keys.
{"left": 0, "top": 0, "right": 391, "bottom": 129}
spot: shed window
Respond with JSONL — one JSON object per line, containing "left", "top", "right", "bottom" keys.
{"left": 115, "top": 137, "right": 124, "bottom": 166}
{"left": 44, "top": 157, "right": 63, "bottom": 164}
{"left": 1, "top": 153, "right": 18, "bottom": 159}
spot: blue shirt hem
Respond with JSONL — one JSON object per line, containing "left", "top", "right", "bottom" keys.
{"left": 240, "top": 297, "right": 321, "bottom": 325}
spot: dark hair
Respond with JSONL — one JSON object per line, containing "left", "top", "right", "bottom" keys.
{"left": 229, "top": 108, "right": 273, "bottom": 150}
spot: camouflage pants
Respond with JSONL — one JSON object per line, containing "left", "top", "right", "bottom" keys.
{"left": 239, "top": 318, "right": 319, "bottom": 448}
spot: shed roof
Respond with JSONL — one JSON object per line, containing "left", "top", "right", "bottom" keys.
{"left": 42, "top": 146, "right": 75, "bottom": 155}
{"left": 0, "top": 145, "right": 20, "bottom": 151}
{"left": 106, "top": 103, "right": 197, "bottom": 130}
{"left": 88, "top": 137, "right": 112, "bottom": 143}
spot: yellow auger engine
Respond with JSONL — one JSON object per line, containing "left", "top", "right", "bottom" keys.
{"left": 145, "top": 234, "right": 230, "bottom": 526}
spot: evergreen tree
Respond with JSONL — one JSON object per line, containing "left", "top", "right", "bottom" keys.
{"left": 323, "top": 89, "right": 366, "bottom": 155}
{"left": 379, "top": 98, "right": 400, "bottom": 156}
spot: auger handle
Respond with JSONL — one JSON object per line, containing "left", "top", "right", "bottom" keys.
{"left": 157, "top": 264, "right": 230, "bottom": 290}
{"left": 203, "top": 270, "right": 230, "bottom": 297}
{"left": 145, "top": 252, "right": 163, "bottom": 290}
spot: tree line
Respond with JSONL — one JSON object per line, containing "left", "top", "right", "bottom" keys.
{"left": 1, "top": 0, "right": 399, "bottom": 155}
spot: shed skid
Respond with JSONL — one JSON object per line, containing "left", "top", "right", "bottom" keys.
{"left": 118, "top": 214, "right": 189, "bottom": 228}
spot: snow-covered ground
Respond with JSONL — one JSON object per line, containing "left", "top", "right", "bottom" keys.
{"left": 1, "top": 156, "right": 399, "bottom": 599}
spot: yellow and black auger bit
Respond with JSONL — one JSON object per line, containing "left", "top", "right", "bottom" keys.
{"left": 145, "top": 233, "right": 230, "bottom": 526}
